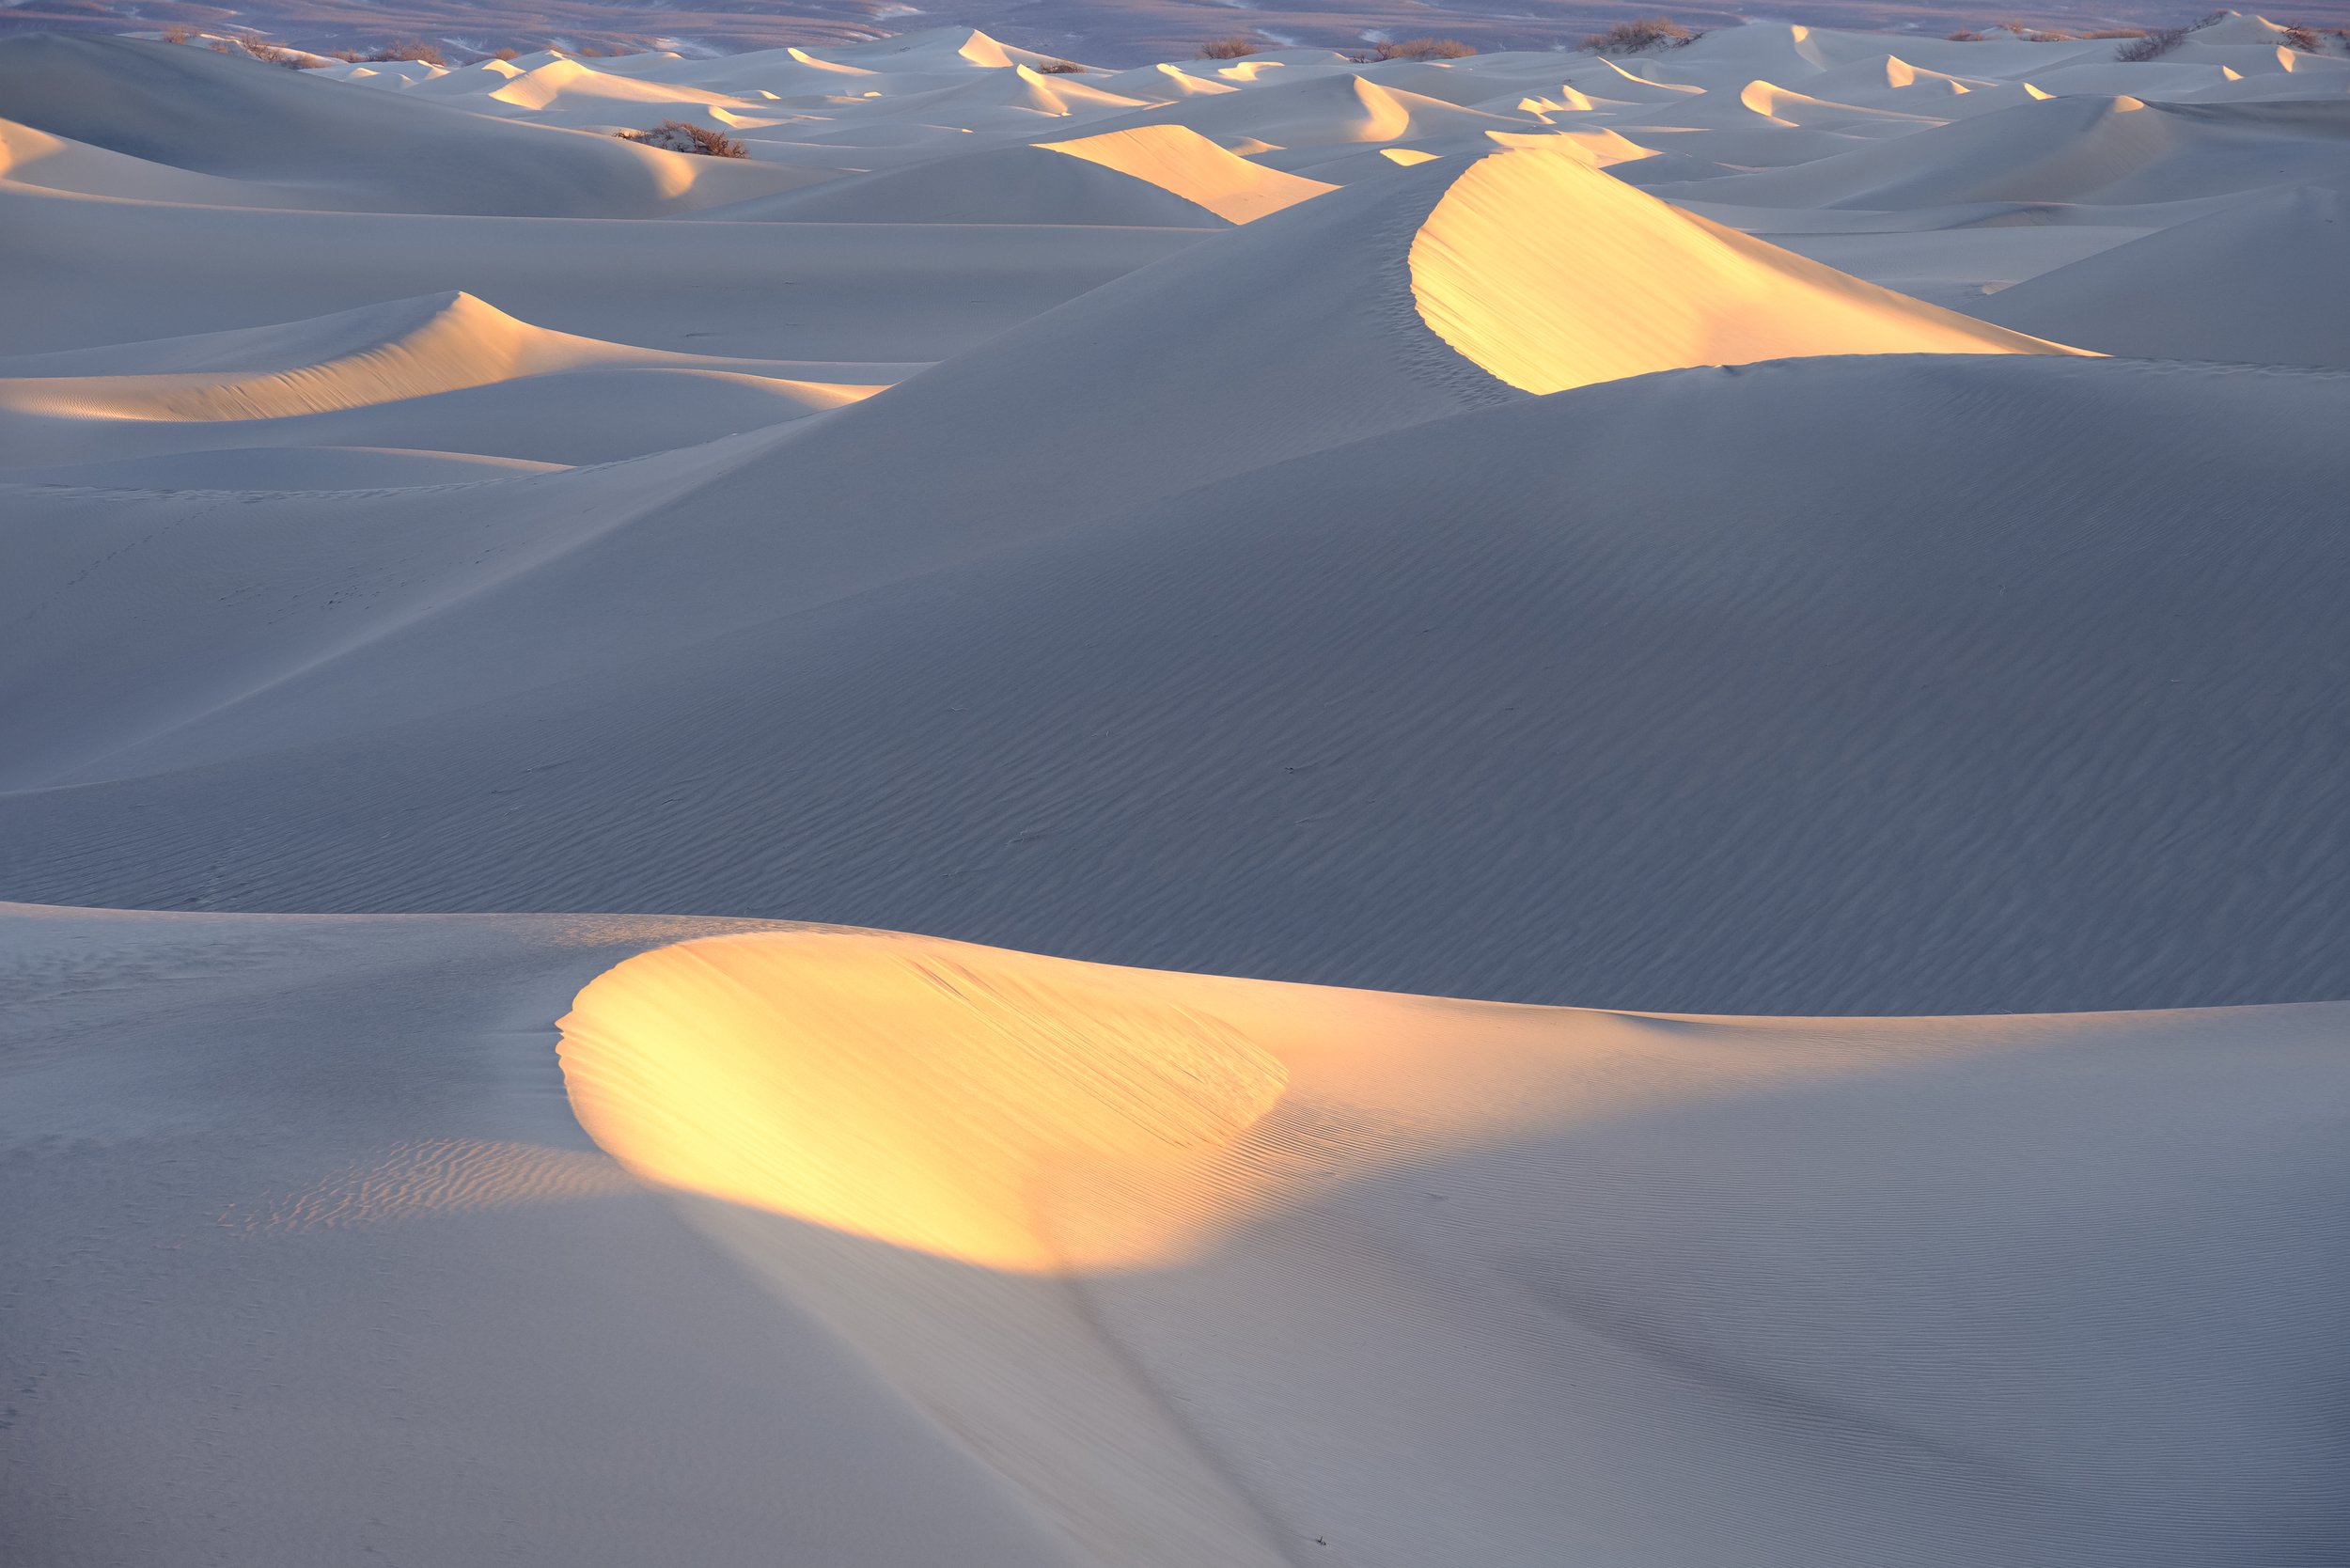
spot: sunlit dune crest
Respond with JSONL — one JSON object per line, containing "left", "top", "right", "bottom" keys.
{"left": 1407, "top": 144, "right": 2077, "bottom": 395}
{"left": 0, "top": 290, "right": 886, "bottom": 427}
{"left": 558, "top": 931, "right": 1292, "bottom": 1269}
{"left": 555, "top": 928, "right": 2092, "bottom": 1274}
{"left": 1038, "top": 124, "right": 1336, "bottom": 223}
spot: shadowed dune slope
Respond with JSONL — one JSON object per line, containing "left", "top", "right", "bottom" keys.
{"left": 5, "top": 355, "right": 2346, "bottom": 1016}
{"left": 1970, "top": 183, "right": 2350, "bottom": 366}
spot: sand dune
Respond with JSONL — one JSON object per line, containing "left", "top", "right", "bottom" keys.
{"left": 0, "top": 34, "right": 801, "bottom": 215}
{"left": 0, "top": 291, "right": 887, "bottom": 468}
{"left": 1971, "top": 182, "right": 2350, "bottom": 364}
{"left": 15, "top": 901, "right": 2345, "bottom": 1567}
{"left": 1408, "top": 145, "right": 2065, "bottom": 393}
{"left": 8, "top": 16, "right": 2349, "bottom": 1568}
{"left": 8, "top": 355, "right": 2347, "bottom": 1017}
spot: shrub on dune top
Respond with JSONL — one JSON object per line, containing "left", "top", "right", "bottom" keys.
{"left": 1580, "top": 16, "right": 1695, "bottom": 54}
{"left": 1199, "top": 35, "right": 1260, "bottom": 58}
{"left": 1371, "top": 37, "right": 1478, "bottom": 59}
{"left": 2115, "top": 24, "right": 2188, "bottom": 58}
{"left": 617, "top": 119, "right": 748, "bottom": 158}
{"left": 1035, "top": 58, "right": 1088, "bottom": 72}
{"left": 368, "top": 39, "right": 446, "bottom": 65}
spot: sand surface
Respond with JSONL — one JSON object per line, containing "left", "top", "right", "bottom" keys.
{"left": 7, "top": 17, "right": 2347, "bottom": 1566}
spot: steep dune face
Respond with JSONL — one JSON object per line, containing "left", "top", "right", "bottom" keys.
{"left": 1408, "top": 145, "right": 2069, "bottom": 394}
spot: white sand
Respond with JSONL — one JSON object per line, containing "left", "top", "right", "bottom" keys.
{"left": 6, "top": 15, "right": 2347, "bottom": 1566}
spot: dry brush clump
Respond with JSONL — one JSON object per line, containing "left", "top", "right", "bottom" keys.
{"left": 1371, "top": 36, "right": 1478, "bottom": 59}
{"left": 2115, "top": 24, "right": 2188, "bottom": 58}
{"left": 1581, "top": 16, "right": 1695, "bottom": 54}
{"left": 1199, "top": 35, "right": 1260, "bottom": 58}
{"left": 1034, "top": 58, "right": 1088, "bottom": 73}
{"left": 617, "top": 119, "right": 748, "bottom": 157}
{"left": 365, "top": 39, "right": 446, "bottom": 65}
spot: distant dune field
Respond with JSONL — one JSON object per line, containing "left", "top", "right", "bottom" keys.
{"left": 6, "top": 16, "right": 2347, "bottom": 1568}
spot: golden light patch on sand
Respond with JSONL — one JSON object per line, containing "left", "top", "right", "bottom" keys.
{"left": 1406, "top": 143, "right": 2079, "bottom": 396}
{"left": 557, "top": 931, "right": 1291, "bottom": 1271}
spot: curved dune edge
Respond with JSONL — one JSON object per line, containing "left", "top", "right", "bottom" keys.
{"left": 1037, "top": 124, "right": 1336, "bottom": 224}
{"left": 556, "top": 929, "right": 1294, "bottom": 1271}
{"left": 1406, "top": 144, "right": 2082, "bottom": 396}
{"left": 0, "top": 291, "right": 889, "bottom": 426}
{"left": 553, "top": 926, "right": 2070, "bottom": 1276}
{"left": 552, "top": 925, "right": 2083, "bottom": 1567}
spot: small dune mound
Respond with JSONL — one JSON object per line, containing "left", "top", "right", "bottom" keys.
{"left": 0, "top": 292, "right": 637, "bottom": 423}
{"left": 1038, "top": 123, "right": 1335, "bottom": 222}
{"left": 1406, "top": 144, "right": 2072, "bottom": 395}
{"left": 557, "top": 930, "right": 1290, "bottom": 1271}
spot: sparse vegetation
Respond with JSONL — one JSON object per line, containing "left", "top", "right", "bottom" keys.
{"left": 490, "top": 47, "right": 522, "bottom": 61}
{"left": 368, "top": 40, "right": 447, "bottom": 65}
{"left": 1580, "top": 16, "right": 1695, "bottom": 54}
{"left": 1034, "top": 58, "right": 1088, "bottom": 73}
{"left": 617, "top": 119, "right": 748, "bottom": 158}
{"left": 2116, "top": 24, "right": 2188, "bottom": 59}
{"left": 1371, "top": 37, "right": 1478, "bottom": 59}
{"left": 1199, "top": 35, "right": 1260, "bottom": 59}
{"left": 2280, "top": 23, "right": 2322, "bottom": 50}
{"left": 162, "top": 23, "right": 192, "bottom": 43}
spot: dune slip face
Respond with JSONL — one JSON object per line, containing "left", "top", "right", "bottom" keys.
{"left": 7, "top": 13, "right": 2350, "bottom": 1568}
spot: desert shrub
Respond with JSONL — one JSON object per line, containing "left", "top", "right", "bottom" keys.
{"left": 368, "top": 39, "right": 446, "bottom": 65}
{"left": 2280, "top": 23, "right": 2321, "bottom": 50}
{"left": 1371, "top": 36, "right": 1477, "bottom": 59}
{"left": 162, "top": 22, "right": 192, "bottom": 42}
{"left": 1581, "top": 16, "right": 1693, "bottom": 54}
{"left": 1035, "top": 58, "right": 1087, "bottom": 72}
{"left": 2116, "top": 24, "right": 2187, "bottom": 58}
{"left": 618, "top": 119, "right": 747, "bottom": 157}
{"left": 490, "top": 47, "right": 521, "bottom": 61}
{"left": 1946, "top": 28, "right": 1987, "bottom": 39}
{"left": 1199, "top": 35, "right": 1259, "bottom": 58}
